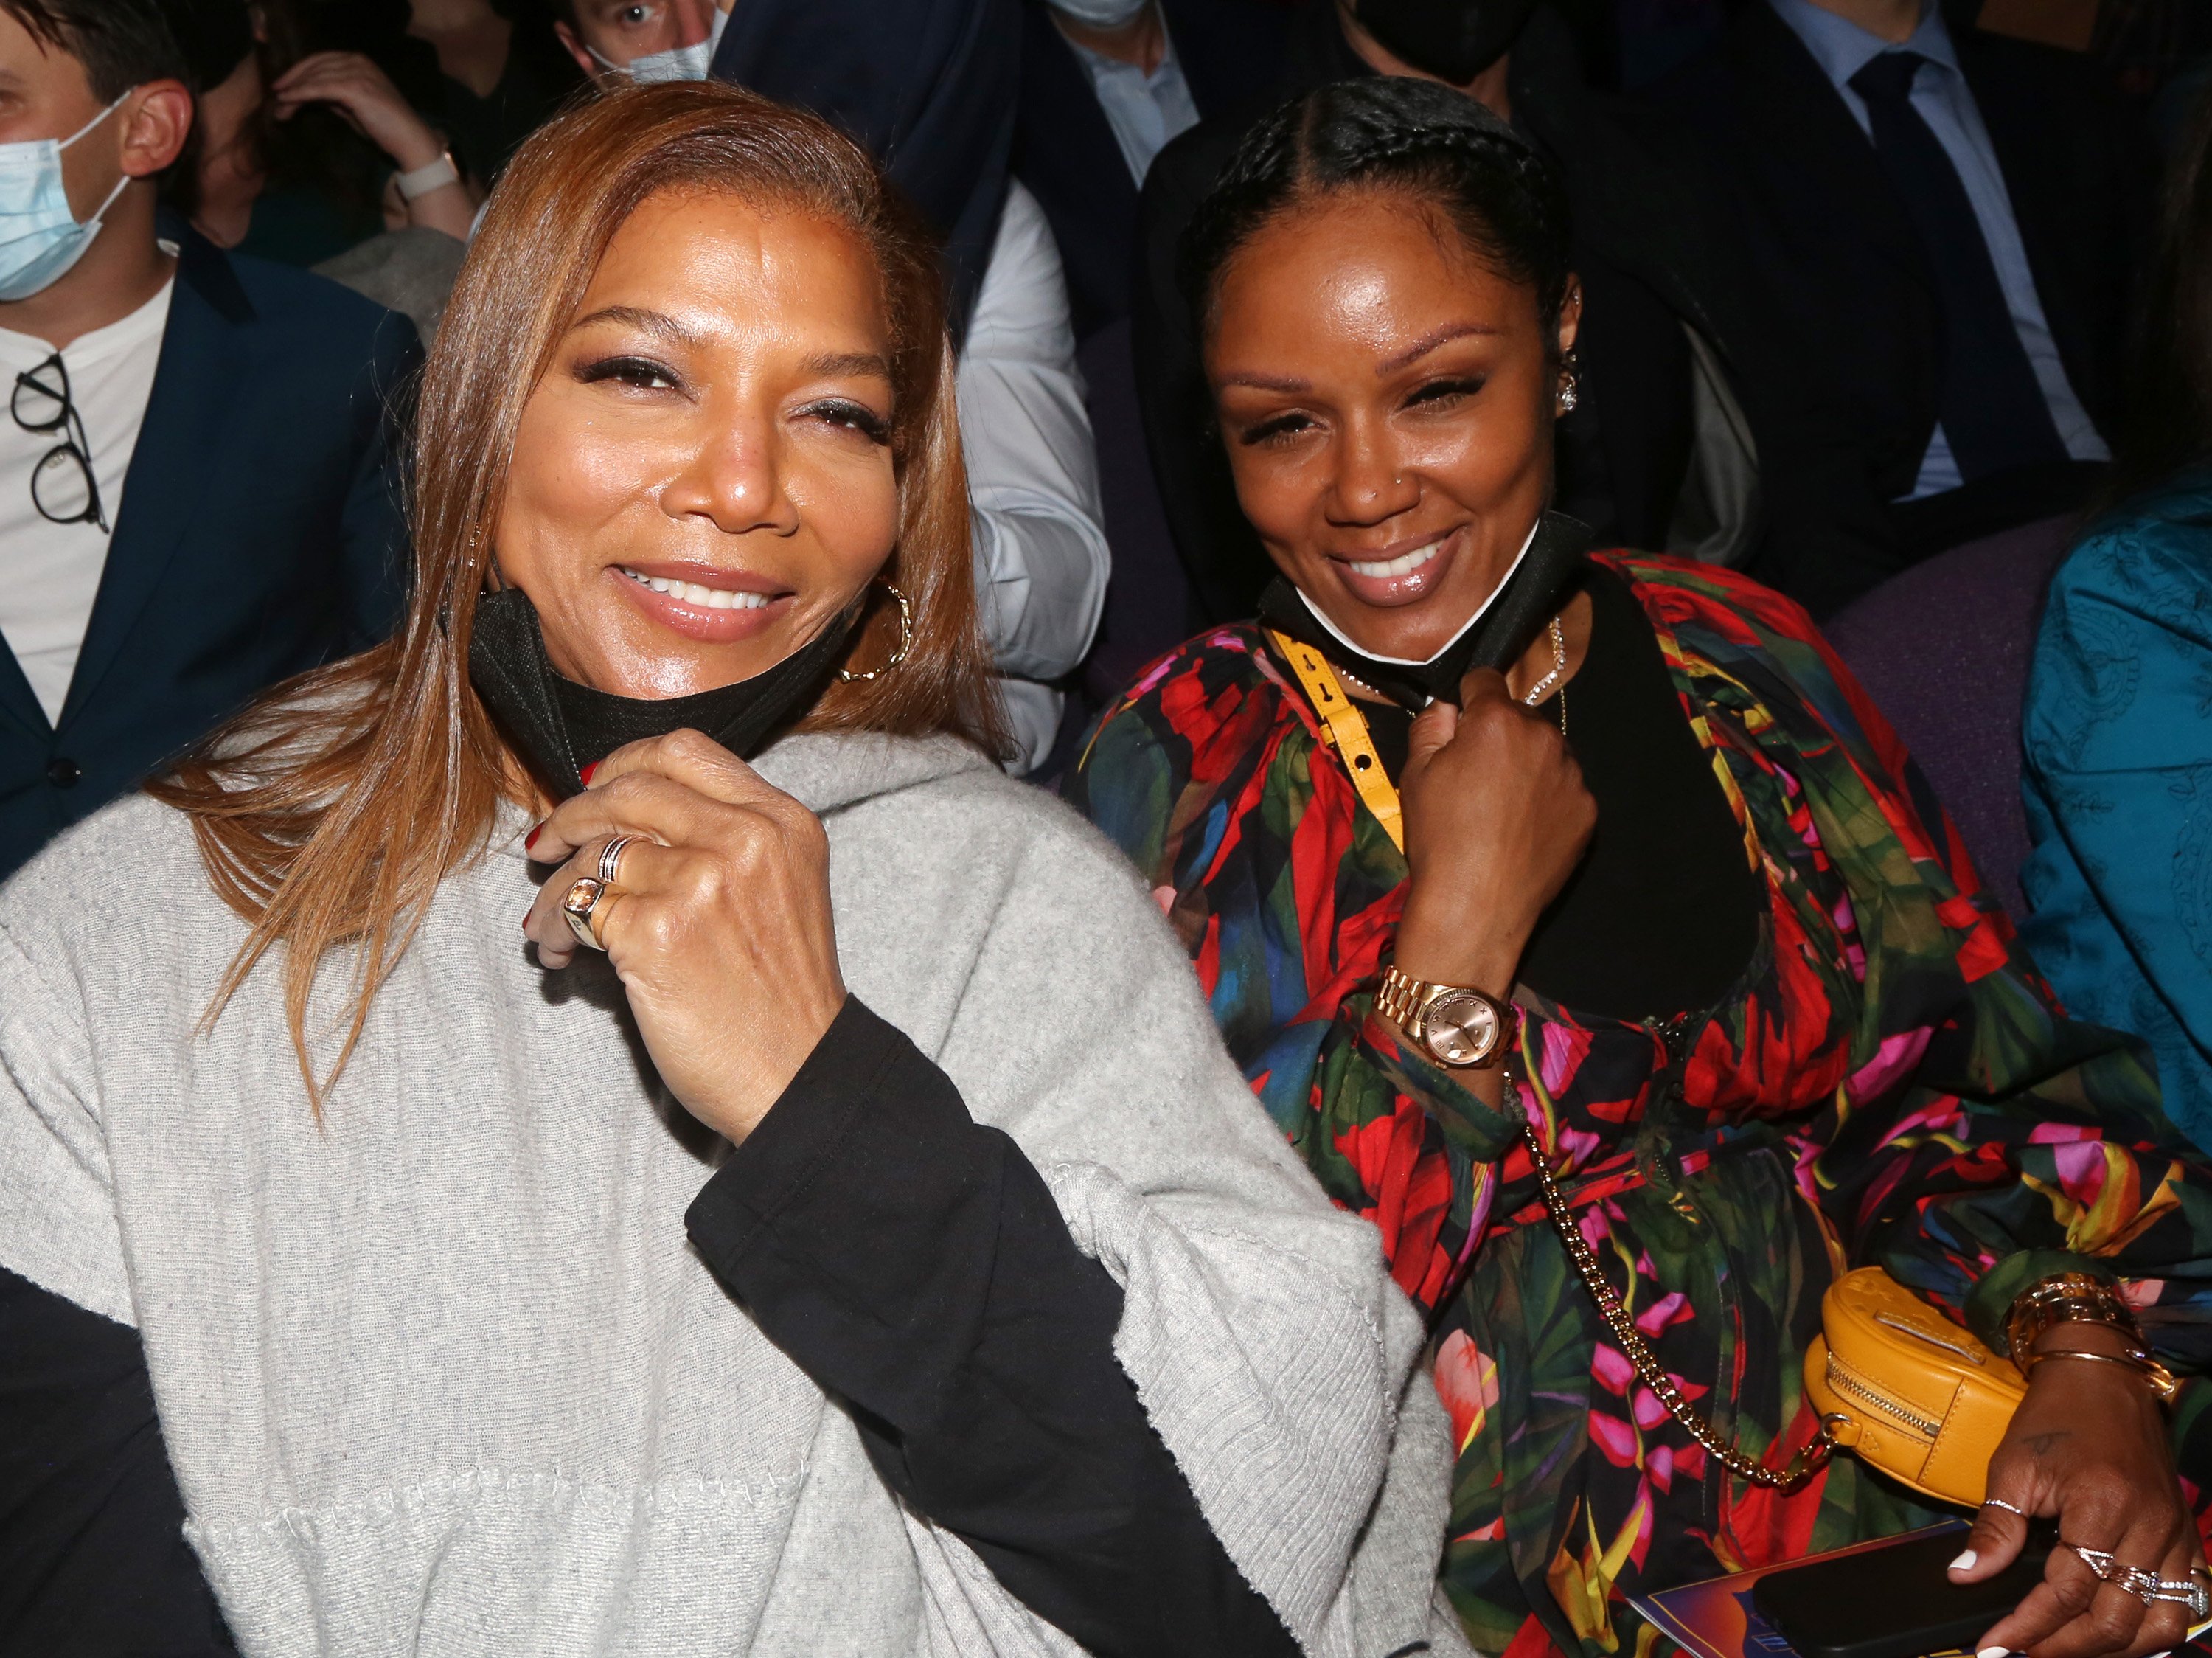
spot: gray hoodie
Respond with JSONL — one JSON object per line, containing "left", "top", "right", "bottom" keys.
{"left": 0, "top": 729, "right": 1466, "bottom": 1657}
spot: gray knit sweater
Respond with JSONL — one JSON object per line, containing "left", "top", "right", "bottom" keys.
{"left": 0, "top": 732, "right": 1466, "bottom": 1657}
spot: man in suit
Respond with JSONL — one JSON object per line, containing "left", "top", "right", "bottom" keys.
{"left": 1655, "top": 0, "right": 2139, "bottom": 613}
{"left": 0, "top": 0, "right": 418, "bottom": 881}
{"left": 1013, "top": 0, "right": 1286, "bottom": 344}
{"left": 1010, "top": 0, "right": 1287, "bottom": 743}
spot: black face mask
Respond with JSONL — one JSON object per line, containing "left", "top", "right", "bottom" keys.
{"left": 466, "top": 586, "right": 855, "bottom": 798}
{"left": 1258, "top": 511, "right": 1591, "bottom": 709}
{"left": 1354, "top": 0, "right": 1542, "bottom": 85}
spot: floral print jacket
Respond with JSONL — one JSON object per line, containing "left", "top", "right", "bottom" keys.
{"left": 1065, "top": 553, "right": 2212, "bottom": 1658}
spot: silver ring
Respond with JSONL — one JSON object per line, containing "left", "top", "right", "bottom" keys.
{"left": 2067, "top": 1542, "right": 2117, "bottom": 1580}
{"left": 1981, "top": 1497, "right": 2028, "bottom": 1518}
{"left": 2113, "top": 1564, "right": 2160, "bottom": 1606}
{"left": 597, "top": 833, "right": 641, "bottom": 887}
{"left": 560, "top": 875, "right": 610, "bottom": 951}
{"left": 2148, "top": 1579, "right": 2211, "bottom": 1621}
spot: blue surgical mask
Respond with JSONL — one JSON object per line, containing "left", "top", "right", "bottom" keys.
{"left": 1050, "top": 0, "right": 1151, "bottom": 27}
{"left": 591, "top": 6, "right": 729, "bottom": 84}
{"left": 0, "top": 90, "right": 136, "bottom": 304}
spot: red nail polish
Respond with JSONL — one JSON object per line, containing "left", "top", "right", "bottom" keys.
{"left": 524, "top": 825, "right": 540, "bottom": 851}
{"left": 580, "top": 762, "right": 598, "bottom": 785}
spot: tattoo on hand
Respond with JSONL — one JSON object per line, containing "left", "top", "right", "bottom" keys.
{"left": 2024, "top": 1431, "right": 2072, "bottom": 1457}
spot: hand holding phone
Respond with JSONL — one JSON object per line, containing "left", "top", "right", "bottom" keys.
{"left": 1752, "top": 1527, "right": 2051, "bottom": 1658}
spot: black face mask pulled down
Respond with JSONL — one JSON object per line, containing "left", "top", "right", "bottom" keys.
{"left": 1354, "top": 0, "right": 1542, "bottom": 85}
{"left": 1258, "top": 511, "right": 1592, "bottom": 710}
{"left": 466, "top": 586, "right": 855, "bottom": 799}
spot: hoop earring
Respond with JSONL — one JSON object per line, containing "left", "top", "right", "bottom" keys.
{"left": 1557, "top": 349, "right": 1580, "bottom": 416}
{"left": 838, "top": 583, "right": 913, "bottom": 683}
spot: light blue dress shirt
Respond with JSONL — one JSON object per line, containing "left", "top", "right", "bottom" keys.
{"left": 1766, "top": 0, "right": 2107, "bottom": 498}
{"left": 1059, "top": 17, "right": 1201, "bottom": 187}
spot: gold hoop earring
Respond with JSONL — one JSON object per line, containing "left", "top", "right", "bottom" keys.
{"left": 838, "top": 584, "right": 913, "bottom": 683}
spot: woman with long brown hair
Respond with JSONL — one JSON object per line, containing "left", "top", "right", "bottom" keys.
{"left": 0, "top": 83, "right": 1461, "bottom": 1656}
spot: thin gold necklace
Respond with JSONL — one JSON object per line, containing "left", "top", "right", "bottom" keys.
{"left": 1522, "top": 614, "right": 1568, "bottom": 736}
{"left": 1335, "top": 614, "right": 1569, "bottom": 737}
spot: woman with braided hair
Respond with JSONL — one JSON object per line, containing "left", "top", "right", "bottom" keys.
{"left": 1068, "top": 75, "right": 2212, "bottom": 1658}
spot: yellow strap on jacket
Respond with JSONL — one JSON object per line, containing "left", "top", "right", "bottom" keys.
{"left": 1266, "top": 629, "right": 1405, "bottom": 853}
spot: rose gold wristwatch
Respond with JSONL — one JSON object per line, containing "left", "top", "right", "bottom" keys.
{"left": 1376, "top": 965, "right": 1518, "bottom": 1069}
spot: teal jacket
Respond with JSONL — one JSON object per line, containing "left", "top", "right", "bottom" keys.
{"left": 2023, "top": 468, "right": 2212, "bottom": 1152}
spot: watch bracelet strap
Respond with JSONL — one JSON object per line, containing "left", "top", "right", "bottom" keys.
{"left": 1375, "top": 963, "right": 1425, "bottom": 1028}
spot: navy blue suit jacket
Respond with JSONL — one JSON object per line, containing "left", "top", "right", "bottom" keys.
{"left": 0, "top": 233, "right": 420, "bottom": 881}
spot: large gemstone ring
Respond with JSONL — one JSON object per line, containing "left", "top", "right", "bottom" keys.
{"left": 561, "top": 875, "right": 610, "bottom": 951}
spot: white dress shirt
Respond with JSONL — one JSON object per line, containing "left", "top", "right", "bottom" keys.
{"left": 1765, "top": 0, "right": 2107, "bottom": 498}
{"left": 0, "top": 277, "right": 173, "bottom": 726}
{"left": 959, "top": 180, "right": 1110, "bottom": 772}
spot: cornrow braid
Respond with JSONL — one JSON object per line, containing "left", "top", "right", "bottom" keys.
{"left": 1179, "top": 76, "right": 1573, "bottom": 357}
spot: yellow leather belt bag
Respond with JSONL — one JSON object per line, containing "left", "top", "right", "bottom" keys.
{"left": 1804, "top": 1267, "right": 2027, "bottom": 1506}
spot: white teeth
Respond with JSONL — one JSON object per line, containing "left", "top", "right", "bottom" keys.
{"left": 621, "top": 568, "right": 770, "bottom": 610}
{"left": 1347, "top": 540, "right": 1442, "bottom": 580}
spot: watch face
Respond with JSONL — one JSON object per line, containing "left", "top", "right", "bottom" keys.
{"left": 1423, "top": 991, "right": 1500, "bottom": 1067}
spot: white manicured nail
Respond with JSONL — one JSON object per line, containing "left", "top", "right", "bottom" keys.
{"left": 1975, "top": 1646, "right": 2007, "bottom": 1658}
{"left": 1950, "top": 1550, "right": 1978, "bottom": 1572}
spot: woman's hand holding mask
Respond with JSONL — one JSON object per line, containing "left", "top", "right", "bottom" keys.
{"left": 521, "top": 728, "right": 846, "bottom": 1145}
{"left": 1392, "top": 667, "right": 1594, "bottom": 1007}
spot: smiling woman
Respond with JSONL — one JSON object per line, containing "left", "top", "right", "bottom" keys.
{"left": 0, "top": 82, "right": 1468, "bottom": 1654}
{"left": 1068, "top": 75, "right": 2212, "bottom": 1658}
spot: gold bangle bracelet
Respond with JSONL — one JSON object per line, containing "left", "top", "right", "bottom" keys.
{"left": 2026, "top": 1344, "right": 2182, "bottom": 1405}
{"left": 2005, "top": 1271, "right": 2140, "bottom": 1360}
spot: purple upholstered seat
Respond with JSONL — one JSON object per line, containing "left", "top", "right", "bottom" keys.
{"left": 1820, "top": 514, "right": 2077, "bottom": 920}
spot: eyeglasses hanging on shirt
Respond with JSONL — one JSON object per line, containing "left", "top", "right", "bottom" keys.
{"left": 12, "top": 351, "right": 108, "bottom": 532}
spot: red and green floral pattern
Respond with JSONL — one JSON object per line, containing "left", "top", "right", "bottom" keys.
{"left": 1066, "top": 553, "right": 2212, "bottom": 1657}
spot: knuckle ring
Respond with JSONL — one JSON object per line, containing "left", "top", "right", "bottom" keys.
{"left": 598, "top": 833, "right": 641, "bottom": 887}
{"left": 2066, "top": 1542, "right": 2118, "bottom": 1580}
{"left": 560, "top": 875, "right": 611, "bottom": 951}
{"left": 1982, "top": 1498, "right": 2028, "bottom": 1518}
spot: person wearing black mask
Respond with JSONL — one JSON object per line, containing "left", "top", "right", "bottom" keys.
{"left": 1071, "top": 80, "right": 2212, "bottom": 1657}
{"left": 1133, "top": 0, "right": 1784, "bottom": 626}
{"left": 0, "top": 83, "right": 1459, "bottom": 1657}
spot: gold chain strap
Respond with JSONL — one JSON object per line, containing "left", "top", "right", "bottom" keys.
{"left": 1265, "top": 627, "right": 1824, "bottom": 1491}
{"left": 1517, "top": 1111, "right": 1830, "bottom": 1492}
